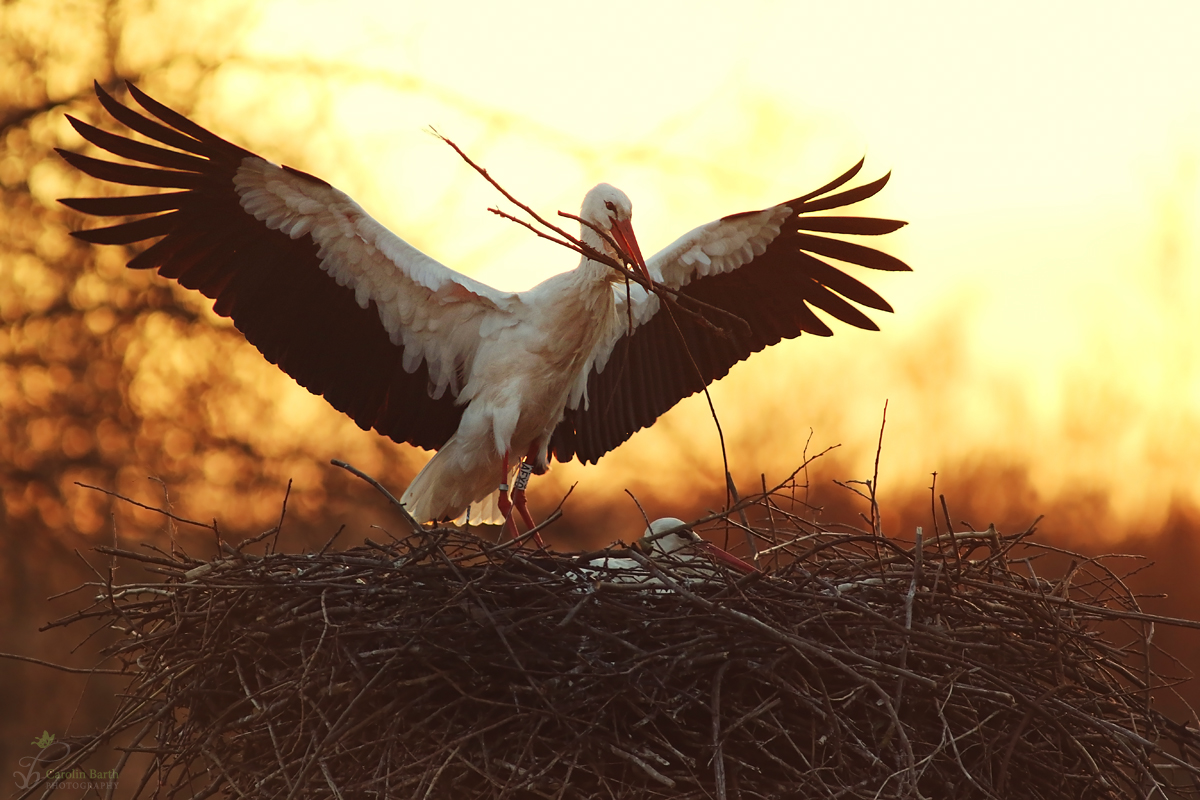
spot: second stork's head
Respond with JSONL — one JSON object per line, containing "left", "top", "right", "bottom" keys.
{"left": 636, "top": 518, "right": 758, "bottom": 574}
{"left": 580, "top": 183, "right": 648, "bottom": 281}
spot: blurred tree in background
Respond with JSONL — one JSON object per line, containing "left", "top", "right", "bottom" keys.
{"left": 4, "top": 0, "right": 694, "bottom": 768}
{"left": 1, "top": 0, "right": 424, "bottom": 542}
{"left": 0, "top": 0, "right": 434, "bottom": 771}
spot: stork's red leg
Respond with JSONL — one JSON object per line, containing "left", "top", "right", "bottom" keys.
{"left": 510, "top": 442, "right": 544, "bottom": 546}
{"left": 511, "top": 462, "right": 538, "bottom": 528}
{"left": 496, "top": 452, "right": 520, "bottom": 538}
{"left": 494, "top": 448, "right": 544, "bottom": 546}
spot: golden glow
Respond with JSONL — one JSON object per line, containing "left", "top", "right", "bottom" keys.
{"left": 188, "top": 0, "right": 1200, "bottom": 540}
{"left": 15, "top": 0, "right": 1196, "bottom": 541}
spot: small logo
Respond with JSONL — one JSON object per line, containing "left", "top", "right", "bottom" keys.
{"left": 14, "top": 732, "right": 71, "bottom": 791}
{"left": 14, "top": 731, "right": 120, "bottom": 792}
{"left": 30, "top": 731, "right": 56, "bottom": 750}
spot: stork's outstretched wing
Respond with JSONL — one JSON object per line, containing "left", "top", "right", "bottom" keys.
{"left": 550, "top": 160, "right": 910, "bottom": 464}
{"left": 58, "top": 82, "right": 517, "bottom": 451}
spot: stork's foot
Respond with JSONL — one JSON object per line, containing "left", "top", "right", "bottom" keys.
{"left": 494, "top": 453, "right": 538, "bottom": 543}
{"left": 510, "top": 462, "right": 544, "bottom": 546}
{"left": 494, "top": 457, "right": 544, "bottom": 546}
{"left": 496, "top": 480, "right": 521, "bottom": 539}
{"left": 510, "top": 487, "right": 537, "bottom": 531}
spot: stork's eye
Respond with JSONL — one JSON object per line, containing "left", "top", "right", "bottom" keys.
{"left": 604, "top": 201, "right": 616, "bottom": 212}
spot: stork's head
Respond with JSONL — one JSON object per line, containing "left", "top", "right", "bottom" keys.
{"left": 581, "top": 183, "right": 648, "bottom": 280}
{"left": 636, "top": 518, "right": 758, "bottom": 573}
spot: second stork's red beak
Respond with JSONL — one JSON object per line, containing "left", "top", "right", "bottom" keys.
{"left": 699, "top": 541, "right": 759, "bottom": 574}
{"left": 609, "top": 217, "right": 649, "bottom": 281}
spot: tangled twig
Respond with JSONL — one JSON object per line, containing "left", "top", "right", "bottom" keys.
{"left": 22, "top": 480, "right": 1200, "bottom": 800}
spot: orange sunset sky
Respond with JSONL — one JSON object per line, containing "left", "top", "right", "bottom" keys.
{"left": 23, "top": 0, "right": 1200, "bottom": 541}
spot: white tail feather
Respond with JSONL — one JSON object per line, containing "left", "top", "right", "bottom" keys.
{"left": 400, "top": 441, "right": 516, "bottom": 526}
{"left": 453, "top": 490, "right": 507, "bottom": 526}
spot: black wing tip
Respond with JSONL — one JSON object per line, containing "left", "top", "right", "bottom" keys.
{"left": 56, "top": 150, "right": 85, "bottom": 213}
{"left": 861, "top": 171, "right": 892, "bottom": 194}
{"left": 55, "top": 147, "right": 90, "bottom": 169}
{"left": 90, "top": 78, "right": 140, "bottom": 98}
{"left": 870, "top": 171, "right": 893, "bottom": 195}
{"left": 841, "top": 156, "right": 867, "bottom": 181}
{"left": 874, "top": 260, "right": 913, "bottom": 274}
{"left": 57, "top": 196, "right": 91, "bottom": 212}
{"left": 877, "top": 251, "right": 914, "bottom": 273}
{"left": 125, "top": 81, "right": 153, "bottom": 107}
{"left": 92, "top": 79, "right": 151, "bottom": 112}
{"left": 67, "top": 227, "right": 102, "bottom": 242}
{"left": 93, "top": 79, "right": 120, "bottom": 103}
{"left": 63, "top": 113, "right": 103, "bottom": 143}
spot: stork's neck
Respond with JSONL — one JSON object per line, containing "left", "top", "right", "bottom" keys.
{"left": 578, "top": 223, "right": 619, "bottom": 284}
{"left": 522, "top": 231, "right": 617, "bottom": 326}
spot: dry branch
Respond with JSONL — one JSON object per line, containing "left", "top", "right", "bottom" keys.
{"left": 26, "top": 483, "right": 1200, "bottom": 800}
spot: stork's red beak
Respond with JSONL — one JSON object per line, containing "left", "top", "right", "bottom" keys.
{"left": 699, "top": 541, "right": 759, "bottom": 574}
{"left": 609, "top": 217, "right": 649, "bottom": 281}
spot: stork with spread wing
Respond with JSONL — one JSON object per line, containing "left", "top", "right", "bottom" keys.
{"left": 59, "top": 82, "right": 910, "bottom": 533}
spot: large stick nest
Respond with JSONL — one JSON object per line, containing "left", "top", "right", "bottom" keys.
{"left": 41, "top": 499, "right": 1200, "bottom": 799}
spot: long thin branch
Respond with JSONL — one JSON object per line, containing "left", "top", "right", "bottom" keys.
{"left": 436, "top": 130, "right": 748, "bottom": 341}
{"left": 431, "top": 129, "right": 603, "bottom": 262}
{"left": 75, "top": 482, "right": 217, "bottom": 531}
{"left": 656, "top": 297, "right": 735, "bottom": 526}
{"left": 0, "top": 651, "right": 124, "bottom": 675}
{"left": 330, "top": 459, "right": 423, "bottom": 533}
{"left": 486, "top": 207, "right": 587, "bottom": 258}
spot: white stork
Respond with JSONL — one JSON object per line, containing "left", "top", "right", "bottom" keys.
{"left": 581, "top": 518, "right": 758, "bottom": 585}
{"left": 58, "top": 82, "right": 911, "bottom": 533}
